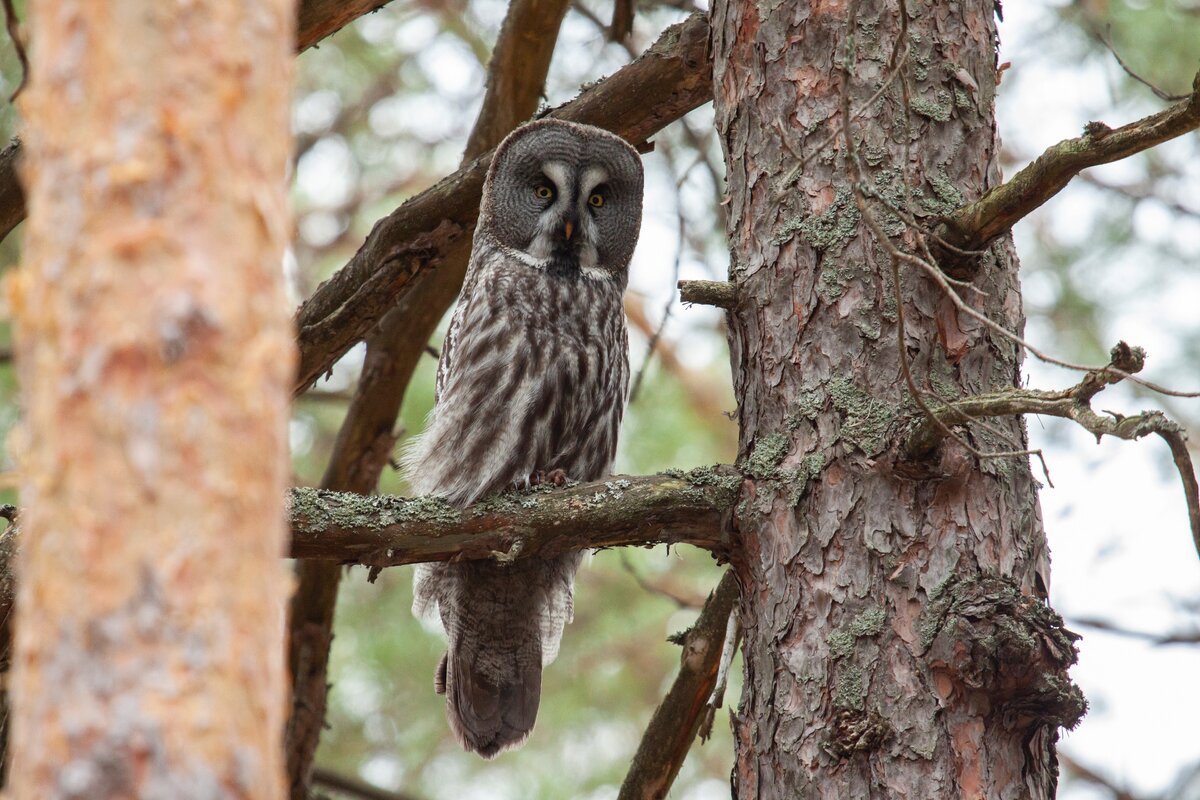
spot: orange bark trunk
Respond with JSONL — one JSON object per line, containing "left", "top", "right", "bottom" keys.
{"left": 7, "top": 2, "right": 296, "bottom": 796}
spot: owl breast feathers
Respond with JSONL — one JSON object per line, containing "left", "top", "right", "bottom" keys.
{"left": 404, "top": 119, "right": 643, "bottom": 757}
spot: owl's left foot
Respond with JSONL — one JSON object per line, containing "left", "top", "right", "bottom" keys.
{"left": 529, "top": 468, "right": 570, "bottom": 487}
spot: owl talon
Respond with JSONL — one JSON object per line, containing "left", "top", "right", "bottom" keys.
{"left": 529, "top": 468, "right": 570, "bottom": 487}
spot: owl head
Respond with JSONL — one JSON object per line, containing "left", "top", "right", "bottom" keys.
{"left": 479, "top": 119, "right": 644, "bottom": 283}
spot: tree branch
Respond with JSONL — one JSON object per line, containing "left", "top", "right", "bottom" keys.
{"left": 934, "top": 70, "right": 1200, "bottom": 278}
{"left": 617, "top": 571, "right": 740, "bottom": 800}
{"left": 288, "top": 469, "right": 738, "bottom": 569}
{"left": 310, "top": 766, "right": 424, "bottom": 800}
{"left": 678, "top": 279, "right": 736, "bottom": 309}
{"left": 292, "top": 12, "right": 714, "bottom": 393}
{"left": 905, "top": 342, "right": 1200, "bottom": 559}
{"left": 0, "top": 0, "right": 402, "bottom": 245}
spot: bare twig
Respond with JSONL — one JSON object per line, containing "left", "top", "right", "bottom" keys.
{"left": 629, "top": 194, "right": 686, "bottom": 404}
{"left": 1069, "top": 616, "right": 1200, "bottom": 646}
{"left": 1, "top": 0, "right": 27, "bottom": 101}
{"left": 617, "top": 571, "right": 740, "bottom": 800}
{"left": 618, "top": 551, "right": 705, "bottom": 609}
{"left": 1096, "top": 24, "right": 1189, "bottom": 102}
{"left": 311, "top": 766, "right": 424, "bottom": 800}
{"left": 1058, "top": 751, "right": 1146, "bottom": 800}
{"left": 839, "top": 0, "right": 1052, "bottom": 483}
{"left": 698, "top": 608, "right": 741, "bottom": 741}
{"left": 906, "top": 342, "right": 1200, "bottom": 559}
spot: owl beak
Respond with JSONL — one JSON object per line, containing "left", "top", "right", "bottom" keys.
{"left": 563, "top": 220, "right": 575, "bottom": 241}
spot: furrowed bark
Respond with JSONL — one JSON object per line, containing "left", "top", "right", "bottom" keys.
{"left": 291, "top": 11, "right": 714, "bottom": 394}
{"left": 0, "top": 0, "right": 400, "bottom": 245}
{"left": 284, "top": 0, "right": 570, "bottom": 791}
{"left": 711, "top": 1, "right": 1083, "bottom": 797}
{"left": 8, "top": 0, "right": 297, "bottom": 795}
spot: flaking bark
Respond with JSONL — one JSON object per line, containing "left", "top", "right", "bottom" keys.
{"left": 711, "top": 1, "right": 1082, "bottom": 796}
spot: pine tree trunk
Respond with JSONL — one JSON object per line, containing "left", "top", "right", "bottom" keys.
{"left": 8, "top": 1, "right": 297, "bottom": 796}
{"left": 710, "top": 1, "right": 1085, "bottom": 796}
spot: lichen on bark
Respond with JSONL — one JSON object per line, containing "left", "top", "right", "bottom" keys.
{"left": 712, "top": 0, "right": 1077, "bottom": 796}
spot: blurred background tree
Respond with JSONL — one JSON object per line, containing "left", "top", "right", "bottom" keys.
{"left": 0, "top": 1, "right": 1196, "bottom": 798}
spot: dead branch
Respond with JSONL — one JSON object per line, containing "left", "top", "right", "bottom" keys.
{"left": 0, "top": 0, "right": 401, "bottom": 245}
{"left": 617, "top": 571, "right": 740, "bottom": 800}
{"left": 678, "top": 279, "right": 736, "bottom": 309}
{"left": 1, "top": 0, "right": 26, "bottom": 101}
{"left": 905, "top": 342, "right": 1200, "bottom": 559}
{"left": 310, "top": 767, "right": 424, "bottom": 800}
{"left": 296, "top": 0, "right": 395, "bottom": 53}
{"left": 935, "top": 70, "right": 1200, "bottom": 277}
{"left": 288, "top": 469, "right": 738, "bottom": 568}
{"left": 292, "top": 12, "right": 714, "bottom": 393}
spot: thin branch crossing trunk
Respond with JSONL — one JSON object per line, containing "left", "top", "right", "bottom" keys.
{"left": 8, "top": 1, "right": 297, "bottom": 795}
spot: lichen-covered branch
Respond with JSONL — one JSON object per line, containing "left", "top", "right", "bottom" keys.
{"left": 0, "top": 0, "right": 402, "bottom": 247}
{"left": 288, "top": 468, "right": 739, "bottom": 568}
{"left": 906, "top": 342, "right": 1200, "bottom": 558}
{"left": 292, "top": 12, "right": 714, "bottom": 393}
{"left": 617, "top": 571, "right": 739, "bottom": 800}
{"left": 936, "top": 71, "right": 1200, "bottom": 276}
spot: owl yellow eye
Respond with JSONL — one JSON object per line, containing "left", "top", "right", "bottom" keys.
{"left": 588, "top": 193, "right": 605, "bottom": 208}
{"left": 535, "top": 185, "right": 554, "bottom": 200}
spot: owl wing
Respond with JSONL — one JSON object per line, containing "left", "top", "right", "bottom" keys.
{"left": 405, "top": 265, "right": 547, "bottom": 507}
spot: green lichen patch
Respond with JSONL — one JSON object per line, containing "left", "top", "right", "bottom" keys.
{"left": 828, "top": 607, "right": 886, "bottom": 660}
{"left": 292, "top": 488, "right": 464, "bottom": 532}
{"left": 911, "top": 89, "right": 953, "bottom": 122}
{"left": 787, "top": 390, "right": 825, "bottom": 429}
{"left": 833, "top": 664, "right": 867, "bottom": 710}
{"left": 922, "top": 166, "right": 964, "bottom": 215}
{"left": 746, "top": 433, "right": 790, "bottom": 479}
{"left": 828, "top": 377, "right": 898, "bottom": 456}
{"left": 797, "top": 185, "right": 861, "bottom": 253}
{"left": 817, "top": 261, "right": 858, "bottom": 302}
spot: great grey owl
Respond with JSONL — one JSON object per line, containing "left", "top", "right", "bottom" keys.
{"left": 405, "top": 119, "right": 643, "bottom": 757}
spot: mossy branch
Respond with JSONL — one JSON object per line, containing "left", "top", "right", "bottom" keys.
{"left": 934, "top": 70, "right": 1200, "bottom": 278}
{"left": 905, "top": 342, "right": 1200, "bottom": 559}
{"left": 288, "top": 467, "right": 740, "bottom": 570}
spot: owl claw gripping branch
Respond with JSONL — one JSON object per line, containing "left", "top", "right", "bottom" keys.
{"left": 404, "top": 120, "right": 644, "bottom": 757}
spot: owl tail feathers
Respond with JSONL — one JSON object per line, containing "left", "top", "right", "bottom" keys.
{"left": 438, "top": 650, "right": 543, "bottom": 758}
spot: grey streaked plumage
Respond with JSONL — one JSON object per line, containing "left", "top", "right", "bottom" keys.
{"left": 405, "top": 119, "right": 643, "bottom": 757}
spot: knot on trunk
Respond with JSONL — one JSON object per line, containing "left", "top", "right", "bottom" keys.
{"left": 823, "top": 708, "right": 891, "bottom": 760}
{"left": 920, "top": 574, "right": 1087, "bottom": 730}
